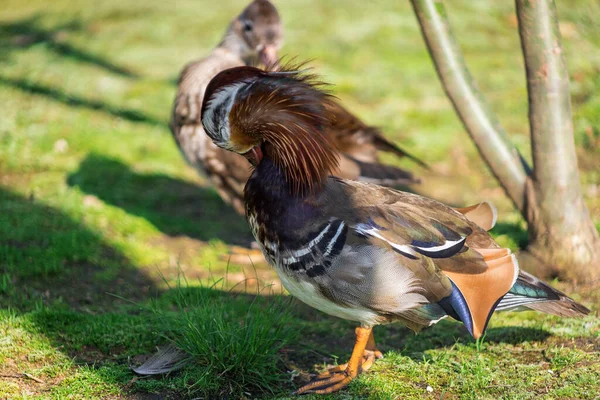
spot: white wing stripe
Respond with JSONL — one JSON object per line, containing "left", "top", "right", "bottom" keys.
{"left": 355, "top": 224, "right": 417, "bottom": 257}
{"left": 323, "top": 221, "right": 346, "bottom": 257}
{"left": 412, "top": 237, "right": 465, "bottom": 253}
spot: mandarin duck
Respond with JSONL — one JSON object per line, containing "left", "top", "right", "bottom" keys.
{"left": 170, "top": 0, "right": 425, "bottom": 216}
{"left": 199, "top": 65, "right": 590, "bottom": 394}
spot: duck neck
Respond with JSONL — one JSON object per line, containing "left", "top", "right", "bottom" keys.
{"left": 245, "top": 156, "right": 323, "bottom": 235}
{"left": 245, "top": 156, "right": 299, "bottom": 204}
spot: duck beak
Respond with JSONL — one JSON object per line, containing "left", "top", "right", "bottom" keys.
{"left": 243, "top": 145, "right": 263, "bottom": 167}
{"left": 259, "top": 45, "right": 279, "bottom": 69}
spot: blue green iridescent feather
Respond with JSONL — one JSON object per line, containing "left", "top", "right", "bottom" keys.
{"left": 496, "top": 271, "right": 589, "bottom": 316}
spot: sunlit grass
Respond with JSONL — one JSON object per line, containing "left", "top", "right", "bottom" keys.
{"left": 0, "top": 0, "right": 598, "bottom": 398}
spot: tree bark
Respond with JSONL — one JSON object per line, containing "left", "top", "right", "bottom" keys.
{"left": 516, "top": 0, "right": 600, "bottom": 282}
{"left": 410, "top": 0, "right": 530, "bottom": 214}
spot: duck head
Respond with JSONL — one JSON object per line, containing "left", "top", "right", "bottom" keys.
{"left": 222, "top": 0, "right": 283, "bottom": 67}
{"left": 201, "top": 64, "right": 339, "bottom": 194}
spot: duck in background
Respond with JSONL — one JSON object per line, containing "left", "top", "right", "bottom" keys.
{"left": 170, "top": 0, "right": 426, "bottom": 217}
{"left": 171, "top": 0, "right": 283, "bottom": 215}
{"left": 200, "top": 65, "right": 590, "bottom": 394}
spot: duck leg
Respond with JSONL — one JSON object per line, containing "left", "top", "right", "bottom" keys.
{"left": 295, "top": 326, "right": 381, "bottom": 395}
{"left": 314, "top": 330, "right": 383, "bottom": 379}
{"left": 361, "top": 329, "right": 384, "bottom": 370}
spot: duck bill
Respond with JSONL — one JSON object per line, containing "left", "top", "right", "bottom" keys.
{"left": 243, "top": 146, "right": 263, "bottom": 167}
{"left": 259, "top": 45, "right": 279, "bottom": 69}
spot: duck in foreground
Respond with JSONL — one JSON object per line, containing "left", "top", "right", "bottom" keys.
{"left": 171, "top": 0, "right": 425, "bottom": 216}
{"left": 200, "top": 65, "right": 590, "bottom": 394}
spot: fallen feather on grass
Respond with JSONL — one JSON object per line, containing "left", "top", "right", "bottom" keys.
{"left": 130, "top": 344, "right": 190, "bottom": 375}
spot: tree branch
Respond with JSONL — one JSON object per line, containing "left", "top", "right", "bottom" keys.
{"left": 411, "top": 0, "right": 530, "bottom": 213}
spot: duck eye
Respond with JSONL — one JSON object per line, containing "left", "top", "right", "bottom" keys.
{"left": 242, "top": 20, "right": 253, "bottom": 32}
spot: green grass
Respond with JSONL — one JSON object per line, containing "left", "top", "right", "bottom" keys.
{"left": 150, "top": 276, "right": 297, "bottom": 398}
{"left": 0, "top": 0, "right": 599, "bottom": 398}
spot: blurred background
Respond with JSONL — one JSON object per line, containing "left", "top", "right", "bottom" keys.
{"left": 1, "top": 0, "right": 598, "bottom": 398}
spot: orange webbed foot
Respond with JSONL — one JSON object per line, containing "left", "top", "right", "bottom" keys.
{"left": 294, "top": 369, "right": 354, "bottom": 395}
{"left": 295, "top": 327, "right": 382, "bottom": 395}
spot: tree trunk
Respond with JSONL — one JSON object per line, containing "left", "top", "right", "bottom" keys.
{"left": 516, "top": 0, "right": 600, "bottom": 282}
{"left": 411, "top": 0, "right": 600, "bottom": 283}
{"left": 410, "top": 0, "right": 530, "bottom": 214}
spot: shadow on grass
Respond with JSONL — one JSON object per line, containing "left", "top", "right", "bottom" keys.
{"left": 13, "top": 273, "right": 553, "bottom": 397}
{"left": 290, "top": 306, "right": 552, "bottom": 372}
{"left": 0, "top": 186, "right": 177, "bottom": 396}
{"left": 0, "top": 75, "right": 162, "bottom": 126}
{"left": 0, "top": 183, "right": 547, "bottom": 397}
{"left": 67, "top": 154, "right": 253, "bottom": 246}
{"left": 0, "top": 186, "right": 159, "bottom": 311}
{"left": 0, "top": 14, "right": 139, "bottom": 78}
{"left": 25, "top": 285, "right": 294, "bottom": 398}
